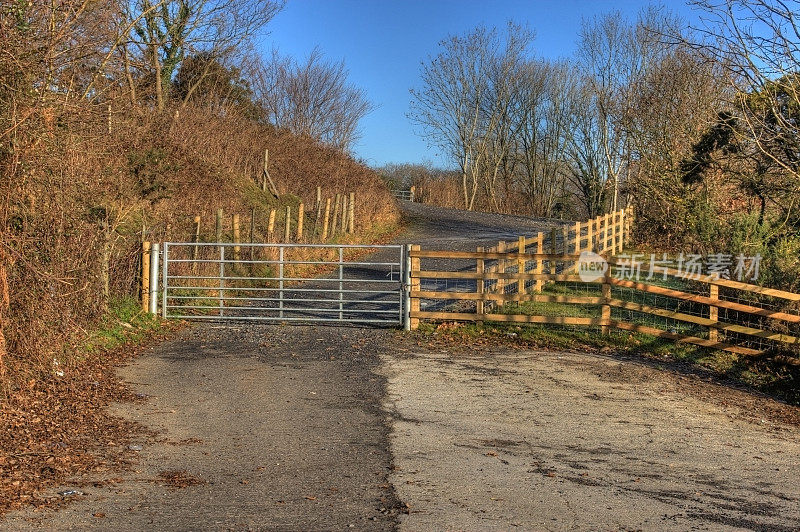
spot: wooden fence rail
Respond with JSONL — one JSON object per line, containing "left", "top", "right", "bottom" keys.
{"left": 408, "top": 207, "right": 800, "bottom": 359}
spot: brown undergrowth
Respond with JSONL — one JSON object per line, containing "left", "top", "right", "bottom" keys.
{"left": 0, "top": 300, "right": 180, "bottom": 516}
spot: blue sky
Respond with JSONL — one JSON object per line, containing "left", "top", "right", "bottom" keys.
{"left": 260, "top": 0, "right": 698, "bottom": 168}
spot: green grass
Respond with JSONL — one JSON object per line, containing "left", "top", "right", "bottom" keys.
{"left": 81, "top": 297, "right": 167, "bottom": 355}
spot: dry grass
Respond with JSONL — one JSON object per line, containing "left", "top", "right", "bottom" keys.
{"left": 0, "top": 102, "right": 398, "bottom": 395}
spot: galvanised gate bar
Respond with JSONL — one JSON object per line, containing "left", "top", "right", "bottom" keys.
{"left": 160, "top": 243, "right": 406, "bottom": 326}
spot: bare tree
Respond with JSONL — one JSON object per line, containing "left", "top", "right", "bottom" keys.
{"left": 121, "top": 0, "right": 284, "bottom": 111}
{"left": 251, "top": 48, "right": 374, "bottom": 151}
{"left": 691, "top": 0, "right": 800, "bottom": 192}
{"left": 511, "top": 60, "right": 575, "bottom": 217}
{"left": 410, "top": 25, "right": 517, "bottom": 211}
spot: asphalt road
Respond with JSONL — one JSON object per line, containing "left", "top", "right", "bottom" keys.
{"left": 4, "top": 202, "right": 800, "bottom": 531}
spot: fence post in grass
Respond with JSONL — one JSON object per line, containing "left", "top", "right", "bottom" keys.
{"left": 268, "top": 209, "right": 276, "bottom": 241}
{"left": 149, "top": 243, "right": 159, "bottom": 315}
{"left": 192, "top": 215, "right": 201, "bottom": 261}
{"left": 142, "top": 241, "right": 151, "bottom": 312}
{"left": 518, "top": 235, "right": 526, "bottom": 295}
{"left": 314, "top": 192, "right": 323, "bottom": 239}
{"left": 535, "top": 232, "right": 544, "bottom": 292}
{"left": 322, "top": 198, "right": 331, "bottom": 240}
{"left": 284, "top": 205, "right": 291, "bottom": 242}
{"left": 497, "top": 241, "right": 506, "bottom": 299}
{"left": 601, "top": 269, "right": 611, "bottom": 335}
{"left": 410, "top": 186, "right": 416, "bottom": 202}
{"left": 348, "top": 192, "right": 355, "bottom": 234}
{"left": 316, "top": 186, "right": 322, "bottom": 210}
{"left": 332, "top": 194, "right": 341, "bottom": 236}
{"left": 215, "top": 208, "right": 223, "bottom": 243}
{"left": 410, "top": 245, "right": 421, "bottom": 329}
{"left": 297, "top": 203, "right": 304, "bottom": 240}
{"left": 232, "top": 214, "right": 241, "bottom": 262}
{"left": 340, "top": 194, "right": 348, "bottom": 234}
{"left": 709, "top": 283, "right": 719, "bottom": 342}
{"left": 249, "top": 207, "right": 256, "bottom": 261}
{"left": 476, "top": 246, "right": 485, "bottom": 321}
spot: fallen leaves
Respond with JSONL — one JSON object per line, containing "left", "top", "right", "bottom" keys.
{"left": 0, "top": 339, "right": 157, "bottom": 515}
{"left": 156, "top": 470, "right": 204, "bottom": 490}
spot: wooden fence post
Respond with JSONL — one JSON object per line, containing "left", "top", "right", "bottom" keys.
{"left": 192, "top": 215, "right": 201, "bottom": 260}
{"left": 476, "top": 246, "right": 485, "bottom": 321}
{"left": 340, "top": 194, "right": 348, "bottom": 233}
{"left": 332, "top": 194, "right": 341, "bottom": 236}
{"left": 284, "top": 205, "right": 291, "bottom": 242}
{"left": 601, "top": 269, "right": 611, "bottom": 335}
{"left": 518, "top": 235, "right": 526, "bottom": 295}
{"left": 619, "top": 208, "right": 626, "bottom": 251}
{"left": 316, "top": 186, "right": 322, "bottom": 210}
{"left": 709, "top": 283, "right": 719, "bottom": 342}
{"left": 348, "top": 192, "right": 355, "bottom": 234}
{"left": 141, "top": 241, "right": 151, "bottom": 313}
{"left": 535, "top": 232, "right": 543, "bottom": 292}
{"left": 586, "top": 218, "right": 594, "bottom": 251}
{"left": 268, "top": 209, "right": 276, "bottom": 241}
{"left": 232, "top": 214, "right": 241, "bottom": 262}
{"left": 297, "top": 203, "right": 304, "bottom": 240}
{"left": 322, "top": 198, "right": 331, "bottom": 240}
{"left": 248, "top": 207, "right": 256, "bottom": 261}
{"left": 573, "top": 221, "right": 581, "bottom": 254}
{"left": 410, "top": 245, "right": 420, "bottom": 329}
{"left": 497, "top": 241, "right": 506, "bottom": 297}
{"left": 314, "top": 192, "right": 323, "bottom": 239}
{"left": 215, "top": 208, "right": 223, "bottom": 242}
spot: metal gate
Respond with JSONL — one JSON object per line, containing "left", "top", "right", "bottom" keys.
{"left": 160, "top": 243, "right": 406, "bottom": 326}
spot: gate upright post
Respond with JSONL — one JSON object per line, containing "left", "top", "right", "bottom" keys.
{"left": 338, "top": 247, "right": 344, "bottom": 320}
{"left": 160, "top": 243, "right": 167, "bottom": 319}
{"left": 279, "top": 246, "right": 284, "bottom": 319}
{"left": 149, "top": 243, "right": 159, "bottom": 315}
{"left": 219, "top": 246, "right": 225, "bottom": 317}
{"left": 403, "top": 245, "right": 411, "bottom": 330}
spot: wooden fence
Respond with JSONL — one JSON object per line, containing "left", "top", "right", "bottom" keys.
{"left": 408, "top": 208, "right": 800, "bottom": 358}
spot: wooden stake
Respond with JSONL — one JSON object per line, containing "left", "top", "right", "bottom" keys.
{"left": 284, "top": 205, "right": 291, "bottom": 242}
{"left": 496, "top": 241, "right": 506, "bottom": 295}
{"left": 262, "top": 148, "right": 279, "bottom": 197}
{"left": 573, "top": 221, "right": 581, "bottom": 253}
{"left": 193, "top": 215, "right": 201, "bottom": 260}
{"left": 601, "top": 270, "right": 611, "bottom": 335}
{"left": 518, "top": 235, "right": 526, "bottom": 294}
{"left": 232, "top": 214, "right": 241, "bottom": 262}
{"left": 348, "top": 192, "right": 355, "bottom": 233}
{"left": 215, "top": 208, "right": 223, "bottom": 243}
{"left": 142, "top": 242, "right": 151, "bottom": 313}
{"left": 322, "top": 198, "right": 332, "bottom": 240}
{"left": 410, "top": 245, "right": 421, "bottom": 329}
{"left": 709, "top": 284, "right": 719, "bottom": 342}
{"left": 268, "top": 209, "right": 276, "bottom": 240}
{"left": 476, "top": 246, "right": 485, "bottom": 321}
{"left": 535, "top": 232, "right": 543, "bottom": 292}
{"left": 316, "top": 186, "right": 322, "bottom": 210}
{"left": 332, "top": 194, "right": 341, "bottom": 236}
{"left": 340, "top": 194, "right": 348, "bottom": 233}
{"left": 249, "top": 207, "right": 256, "bottom": 261}
{"left": 297, "top": 203, "right": 304, "bottom": 240}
